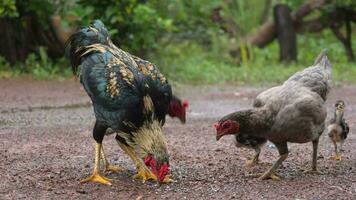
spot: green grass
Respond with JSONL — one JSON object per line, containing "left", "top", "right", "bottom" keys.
{"left": 0, "top": 47, "right": 72, "bottom": 80}
{"left": 1, "top": 45, "right": 354, "bottom": 85}
{"left": 151, "top": 43, "right": 356, "bottom": 86}
{"left": 0, "top": 30, "right": 355, "bottom": 85}
{"left": 151, "top": 30, "right": 356, "bottom": 86}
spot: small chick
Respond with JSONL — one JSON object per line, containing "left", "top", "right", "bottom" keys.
{"left": 235, "top": 134, "right": 267, "bottom": 166}
{"left": 327, "top": 100, "right": 350, "bottom": 161}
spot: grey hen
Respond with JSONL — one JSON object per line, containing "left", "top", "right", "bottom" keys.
{"left": 234, "top": 134, "right": 267, "bottom": 166}
{"left": 215, "top": 50, "right": 332, "bottom": 180}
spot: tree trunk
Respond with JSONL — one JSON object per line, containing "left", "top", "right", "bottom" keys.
{"left": 247, "top": 0, "right": 327, "bottom": 48}
{"left": 344, "top": 19, "right": 355, "bottom": 62}
{"left": 229, "top": 0, "right": 354, "bottom": 63}
{"left": 331, "top": 18, "right": 355, "bottom": 62}
{"left": 273, "top": 4, "right": 297, "bottom": 62}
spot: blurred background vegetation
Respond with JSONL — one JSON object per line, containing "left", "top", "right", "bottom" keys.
{"left": 0, "top": 0, "right": 355, "bottom": 85}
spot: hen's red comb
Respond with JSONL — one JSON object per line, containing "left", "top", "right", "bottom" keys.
{"left": 183, "top": 100, "right": 189, "bottom": 108}
{"left": 213, "top": 122, "right": 220, "bottom": 131}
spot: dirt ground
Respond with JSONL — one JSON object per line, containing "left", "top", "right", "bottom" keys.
{"left": 1, "top": 78, "right": 356, "bottom": 200}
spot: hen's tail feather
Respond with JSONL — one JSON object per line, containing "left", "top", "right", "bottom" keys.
{"left": 314, "top": 49, "right": 331, "bottom": 69}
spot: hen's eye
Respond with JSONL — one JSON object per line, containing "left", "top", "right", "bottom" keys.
{"left": 223, "top": 124, "right": 229, "bottom": 129}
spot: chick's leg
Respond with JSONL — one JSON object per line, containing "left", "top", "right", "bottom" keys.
{"left": 101, "top": 146, "right": 126, "bottom": 173}
{"left": 80, "top": 143, "right": 112, "bottom": 185}
{"left": 331, "top": 140, "right": 342, "bottom": 161}
{"left": 259, "top": 142, "right": 288, "bottom": 180}
{"left": 116, "top": 141, "right": 156, "bottom": 183}
{"left": 246, "top": 146, "right": 261, "bottom": 167}
{"left": 340, "top": 140, "right": 345, "bottom": 152}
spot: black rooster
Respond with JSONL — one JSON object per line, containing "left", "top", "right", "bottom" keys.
{"left": 66, "top": 20, "right": 184, "bottom": 185}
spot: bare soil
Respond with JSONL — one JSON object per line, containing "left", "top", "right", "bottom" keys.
{"left": 1, "top": 78, "right": 356, "bottom": 200}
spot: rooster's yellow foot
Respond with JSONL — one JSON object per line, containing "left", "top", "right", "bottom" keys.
{"left": 161, "top": 176, "right": 174, "bottom": 184}
{"left": 133, "top": 168, "right": 157, "bottom": 183}
{"left": 104, "top": 165, "right": 126, "bottom": 173}
{"left": 80, "top": 173, "right": 112, "bottom": 185}
{"left": 258, "top": 172, "right": 281, "bottom": 180}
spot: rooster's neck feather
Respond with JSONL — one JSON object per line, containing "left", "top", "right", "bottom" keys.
{"left": 125, "top": 120, "right": 169, "bottom": 163}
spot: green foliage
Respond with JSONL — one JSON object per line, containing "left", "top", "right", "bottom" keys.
{"left": 0, "top": 0, "right": 18, "bottom": 17}
{"left": 334, "top": 0, "right": 356, "bottom": 7}
{"left": 24, "top": 0, "right": 54, "bottom": 24}
{"left": 21, "top": 47, "right": 72, "bottom": 80}
{"left": 0, "top": 0, "right": 355, "bottom": 85}
{"left": 321, "top": 0, "right": 356, "bottom": 15}
{"left": 151, "top": 42, "right": 301, "bottom": 85}
{"left": 0, "top": 56, "right": 19, "bottom": 78}
{"left": 278, "top": 0, "right": 305, "bottom": 9}
{"left": 149, "top": 0, "right": 221, "bottom": 43}
{"left": 71, "top": 0, "right": 174, "bottom": 55}
{"left": 0, "top": 47, "right": 71, "bottom": 80}
{"left": 151, "top": 28, "right": 356, "bottom": 86}
{"left": 220, "top": 0, "right": 264, "bottom": 35}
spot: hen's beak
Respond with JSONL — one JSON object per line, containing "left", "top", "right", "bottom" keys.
{"left": 214, "top": 123, "right": 222, "bottom": 141}
{"left": 179, "top": 116, "right": 186, "bottom": 124}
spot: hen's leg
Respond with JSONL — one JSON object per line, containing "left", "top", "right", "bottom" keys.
{"left": 259, "top": 142, "right": 288, "bottom": 180}
{"left": 304, "top": 138, "right": 323, "bottom": 173}
{"left": 246, "top": 146, "right": 261, "bottom": 167}
{"left": 80, "top": 122, "right": 111, "bottom": 185}
{"left": 101, "top": 146, "right": 126, "bottom": 173}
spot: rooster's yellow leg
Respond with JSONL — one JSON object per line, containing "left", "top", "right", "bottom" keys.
{"left": 80, "top": 143, "right": 112, "bottom": 185}
{"left": 117, "top": 142, "right": 157, "bottom": 182}
{"left": 133, "top": 166, "right": 157, "bottom": 183}
{"left": 101, "top": 146, "right": 126, "bottom": 173}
